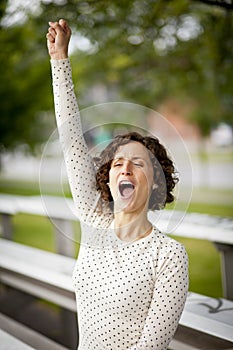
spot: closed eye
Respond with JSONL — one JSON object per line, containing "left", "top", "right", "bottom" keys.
{"left": 134, "top": 162, "right": 143, "bottom": 167}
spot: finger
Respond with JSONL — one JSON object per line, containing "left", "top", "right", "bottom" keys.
{"left": 48, "top": 21, "right": 63, "bottom": 33}
{"left": 46, "top": 32, "right": 55, "bottom": 43}
{"left": 59, "top": 18, "right": 71, "bottom": 35}
{"left": 49, "top": 27, "right": 57, "bottom": 39}
{"left": 59, "top": 18, "right": 66, "bottom": 27}
{"left": 48, "top": 21, "right": 57, "bottom": 27}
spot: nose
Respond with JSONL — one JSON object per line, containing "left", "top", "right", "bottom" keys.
{"left": 121, "top": 161, "right": 132, "bottom": 175}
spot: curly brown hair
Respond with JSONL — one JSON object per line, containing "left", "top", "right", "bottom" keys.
{"left": 95, "top": 132, "right": 178, "bottom": 211}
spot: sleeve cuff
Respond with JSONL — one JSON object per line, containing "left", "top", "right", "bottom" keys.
{"left": 50, "top": 58, "right": 70, "bottom": 67}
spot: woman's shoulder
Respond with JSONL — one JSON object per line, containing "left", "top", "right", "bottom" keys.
{"left": 151, "top": 226, "right": 187, "bottom": 257}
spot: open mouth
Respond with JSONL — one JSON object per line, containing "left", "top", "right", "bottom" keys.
{"left": 118, "top": 180, "right": 135, "bottom": 199}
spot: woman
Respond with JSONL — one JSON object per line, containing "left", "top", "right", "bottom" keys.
{"left": 46, "top": 19, "right": 189, "bottom": 350}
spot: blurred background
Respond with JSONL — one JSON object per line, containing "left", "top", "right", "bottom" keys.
{"left": 0, "top": 0, "right": 233, "bottom": 346}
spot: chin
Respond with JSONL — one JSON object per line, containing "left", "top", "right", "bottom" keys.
{"left": 112, "top": 195, "right": 131, "bottom": 212}
{"left": 115, "top": 198, "right": 148, "bottom": 215}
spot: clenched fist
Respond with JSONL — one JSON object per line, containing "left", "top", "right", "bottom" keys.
{"left": 46, "top": 19, "right": 71, "bottom": 60}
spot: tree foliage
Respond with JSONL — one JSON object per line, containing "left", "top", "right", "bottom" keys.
{"left": 39, "top": 0, "right": 233, "bottom": 133}
{"left": 0, "top": 0, "right": 232, "bottom": 154}
{"left": 0, "top": 12, "right": 53, "bottom": 153}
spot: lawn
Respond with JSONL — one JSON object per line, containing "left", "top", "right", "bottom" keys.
{"left": 1, "top": 179, "right": 232, "bottom": 298}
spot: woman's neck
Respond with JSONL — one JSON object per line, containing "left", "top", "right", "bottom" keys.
{"left": 113, "top": 210, "right": 152, "bottom": 242}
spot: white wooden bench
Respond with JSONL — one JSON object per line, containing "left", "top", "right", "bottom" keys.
{"left": 0, "top": 238, "right": 76, "bottom": 312}
{"left": 0, "top": 328, "right": 34, "bottom": 350}
{"left": 0, "top": 239, "right": 77, "bottom": 349}
{"left": 0, "top": 238, "right": 233, "bottom": 349}
{"left": 0, "top": 194, "right": 78, "bottom": 257}
{"left": 171, "top": 292, "right": 233, "bottom": 349}
{"left": 1, "top": 193, "right": 233, "bottom": 300}
{"left": 0, "top": 313, "right": 68, "bottom": 350}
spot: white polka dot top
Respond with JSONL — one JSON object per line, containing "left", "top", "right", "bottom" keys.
{"left": 51, "top": 59, "right": 189, "bottom": 350}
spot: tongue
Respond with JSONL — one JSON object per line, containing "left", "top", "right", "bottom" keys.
{"left": 122, "top": 187, "right": 134, "bottom": 198}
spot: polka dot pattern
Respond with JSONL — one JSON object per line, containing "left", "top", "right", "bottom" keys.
{"left": 51, "top": 59, "right": 189, "bottom": 350}
{"left": 51, "top": 58, "right": 112, "bottom": 227}
{"left": 73, "top": 230, "right": 188, "bottom": 350}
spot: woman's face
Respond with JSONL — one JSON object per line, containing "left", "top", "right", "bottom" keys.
{"left": 108, "top": 141, "right": 154, "bottom": 214}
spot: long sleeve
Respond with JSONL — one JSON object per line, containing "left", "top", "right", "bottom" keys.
{"left": 50, "top": 59, "right": 112, "bottom": 226}
{"left": 129, "top": 243, "right": 189, "bottom": 350}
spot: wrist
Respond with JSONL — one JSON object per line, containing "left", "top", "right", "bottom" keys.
{"left": 50, "top": 51, "right": 68, "bottom": 60}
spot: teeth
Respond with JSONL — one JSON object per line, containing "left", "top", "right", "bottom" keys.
{"left": 120, "top": 181, "right": 134, "bottom": 185}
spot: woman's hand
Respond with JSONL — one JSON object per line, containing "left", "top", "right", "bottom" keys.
{"left": 46, "top": 19, "right": 71, "bottom": 60}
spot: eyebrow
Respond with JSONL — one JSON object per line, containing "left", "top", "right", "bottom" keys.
{"left": 113, "top": 156, "right": 145, "bottom": 162}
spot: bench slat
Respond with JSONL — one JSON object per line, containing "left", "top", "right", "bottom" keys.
{"left": 0, "top": 329, "right": 34, "bottom": 350}
{"left": 0, "top": 313, "right": 69, "bottom": 350}
{"left": 180, "top": 292, "right": 233, "bottom": 342}
{"left": 0, "top": 239, "right": 76, "bottom": 311}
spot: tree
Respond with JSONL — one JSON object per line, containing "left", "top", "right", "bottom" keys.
{"left": 0, "top": 0, "right": 232, "bottom": 156}
{"left": 0, "top": 12, "right": 54, "bottom": 154}
{"left": 38, "top": 0, "right": 233, "bottom": 135}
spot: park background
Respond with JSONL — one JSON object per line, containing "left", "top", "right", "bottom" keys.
{"left": 0, "top": 0, "right": 233, "bottom": 338}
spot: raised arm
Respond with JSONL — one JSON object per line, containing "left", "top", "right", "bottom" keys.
{"left": 46, "top": 20, "right": 112, "bottom": 226}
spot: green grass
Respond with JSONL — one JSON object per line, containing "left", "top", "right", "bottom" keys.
{"left": 187, "top": 202, "right": 233, "bottom": 217}
{"left": 12, "top": 214, "right": 55, "bottom": 252}
{"left": 171, "top": 236, "right": 222, "bottom": 297}
{"left": 11, "top": 214, "right": 81, "bottom": 258}
{"left": 1, "top": 179, "right": 232, "bottom": 298}
{"left": 0, "top": 179, "right": 71, "bottom": 197}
